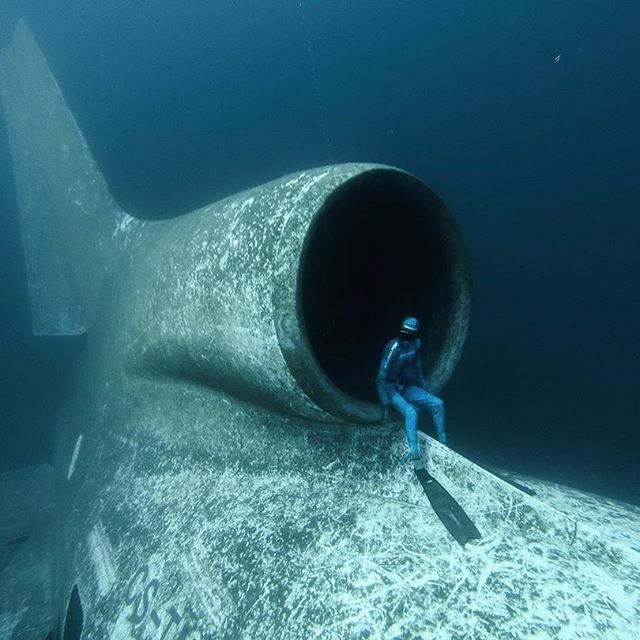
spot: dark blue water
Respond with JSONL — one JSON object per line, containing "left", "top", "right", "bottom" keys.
{"left": 1, "top": 1, "right": 639, "bottom": 503}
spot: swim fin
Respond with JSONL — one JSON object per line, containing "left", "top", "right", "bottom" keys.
{"left": 414, "top": 468, "right": 481, "bottom": 545}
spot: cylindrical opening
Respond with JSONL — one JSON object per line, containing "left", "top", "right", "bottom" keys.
{"left": 298, "top": 169, "right": 469, "bottom": 406}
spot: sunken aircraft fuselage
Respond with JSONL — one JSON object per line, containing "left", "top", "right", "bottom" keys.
{"left": 1, "top": 20, "right": 639, "bottom": 640}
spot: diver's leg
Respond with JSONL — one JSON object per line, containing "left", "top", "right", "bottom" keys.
{"left": 404, "top": 386, "right": 447, "bottom": 445}
{"left": 390, "top": 391, "right": 420, "bottom": 456}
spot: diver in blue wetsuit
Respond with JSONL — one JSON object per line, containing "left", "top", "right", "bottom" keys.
{"left": 376, "top": 317, "right": 447, "bottom": 463}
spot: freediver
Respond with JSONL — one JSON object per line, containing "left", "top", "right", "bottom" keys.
{"left": 376, "top": 317, "right": 447, "bottom": 463}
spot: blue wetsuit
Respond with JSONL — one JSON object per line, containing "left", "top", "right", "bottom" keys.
{"left": 376, "top": 337, "right": 446, "bottom": 455}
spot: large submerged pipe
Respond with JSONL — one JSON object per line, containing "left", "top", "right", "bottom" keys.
{"left": 0, "top": 24, "right": 469, "bottom": 428}
{"left": 121, "top": 163, "right": 471, "bottom": 424}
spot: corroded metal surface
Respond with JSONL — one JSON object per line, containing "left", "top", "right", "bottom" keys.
{"left": 0, "top": 465, "right": 56, "bottom": 639}
{"left": 488, "top": 468, "right": 640, "bottom": 554}
{"left": 64, "top": 415, "right": 640, "bottom": 639}
{"left": 0, "top": 21, "right": 135, "bottom": 334}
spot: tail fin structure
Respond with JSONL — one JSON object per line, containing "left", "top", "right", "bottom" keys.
{"left": 0, "top": 20, "right": 135, "bottom": 334}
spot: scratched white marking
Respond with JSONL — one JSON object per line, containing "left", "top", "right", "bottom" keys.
{"left": 239, "top": 196, "right": 255, "bottom": 212}
{"left": 112, "top": 213, "right": 136, "bottom": 238}
{"left": 180, "top": 540, "right": 227, "bottom": 627}
{"left": 0, "top": 608, "right": 28, "bottom": 639}
{"left": 67, "top": 433, "right": 83, "bottom": 480}
{"left": 88, "top": 520, "right": 118, "bottom": 596}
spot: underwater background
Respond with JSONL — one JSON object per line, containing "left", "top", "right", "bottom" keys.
{"left": 0, "top": 0, "right": 638, "bottom": 503}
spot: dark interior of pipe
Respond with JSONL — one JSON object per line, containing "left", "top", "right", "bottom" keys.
{"left": 300, "top": 171, "right": 453, "bottom": 403}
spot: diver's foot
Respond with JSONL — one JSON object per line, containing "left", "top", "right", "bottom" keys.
{"left": 404, "top": 451, "right": 424, "bottom": 468}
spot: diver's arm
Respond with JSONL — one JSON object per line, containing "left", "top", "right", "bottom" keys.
{"left": 376, "top": 340, "right": 397, "bottom": 405}
{"left": 414, "top": 338, "right": 429, "bottom": 389}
